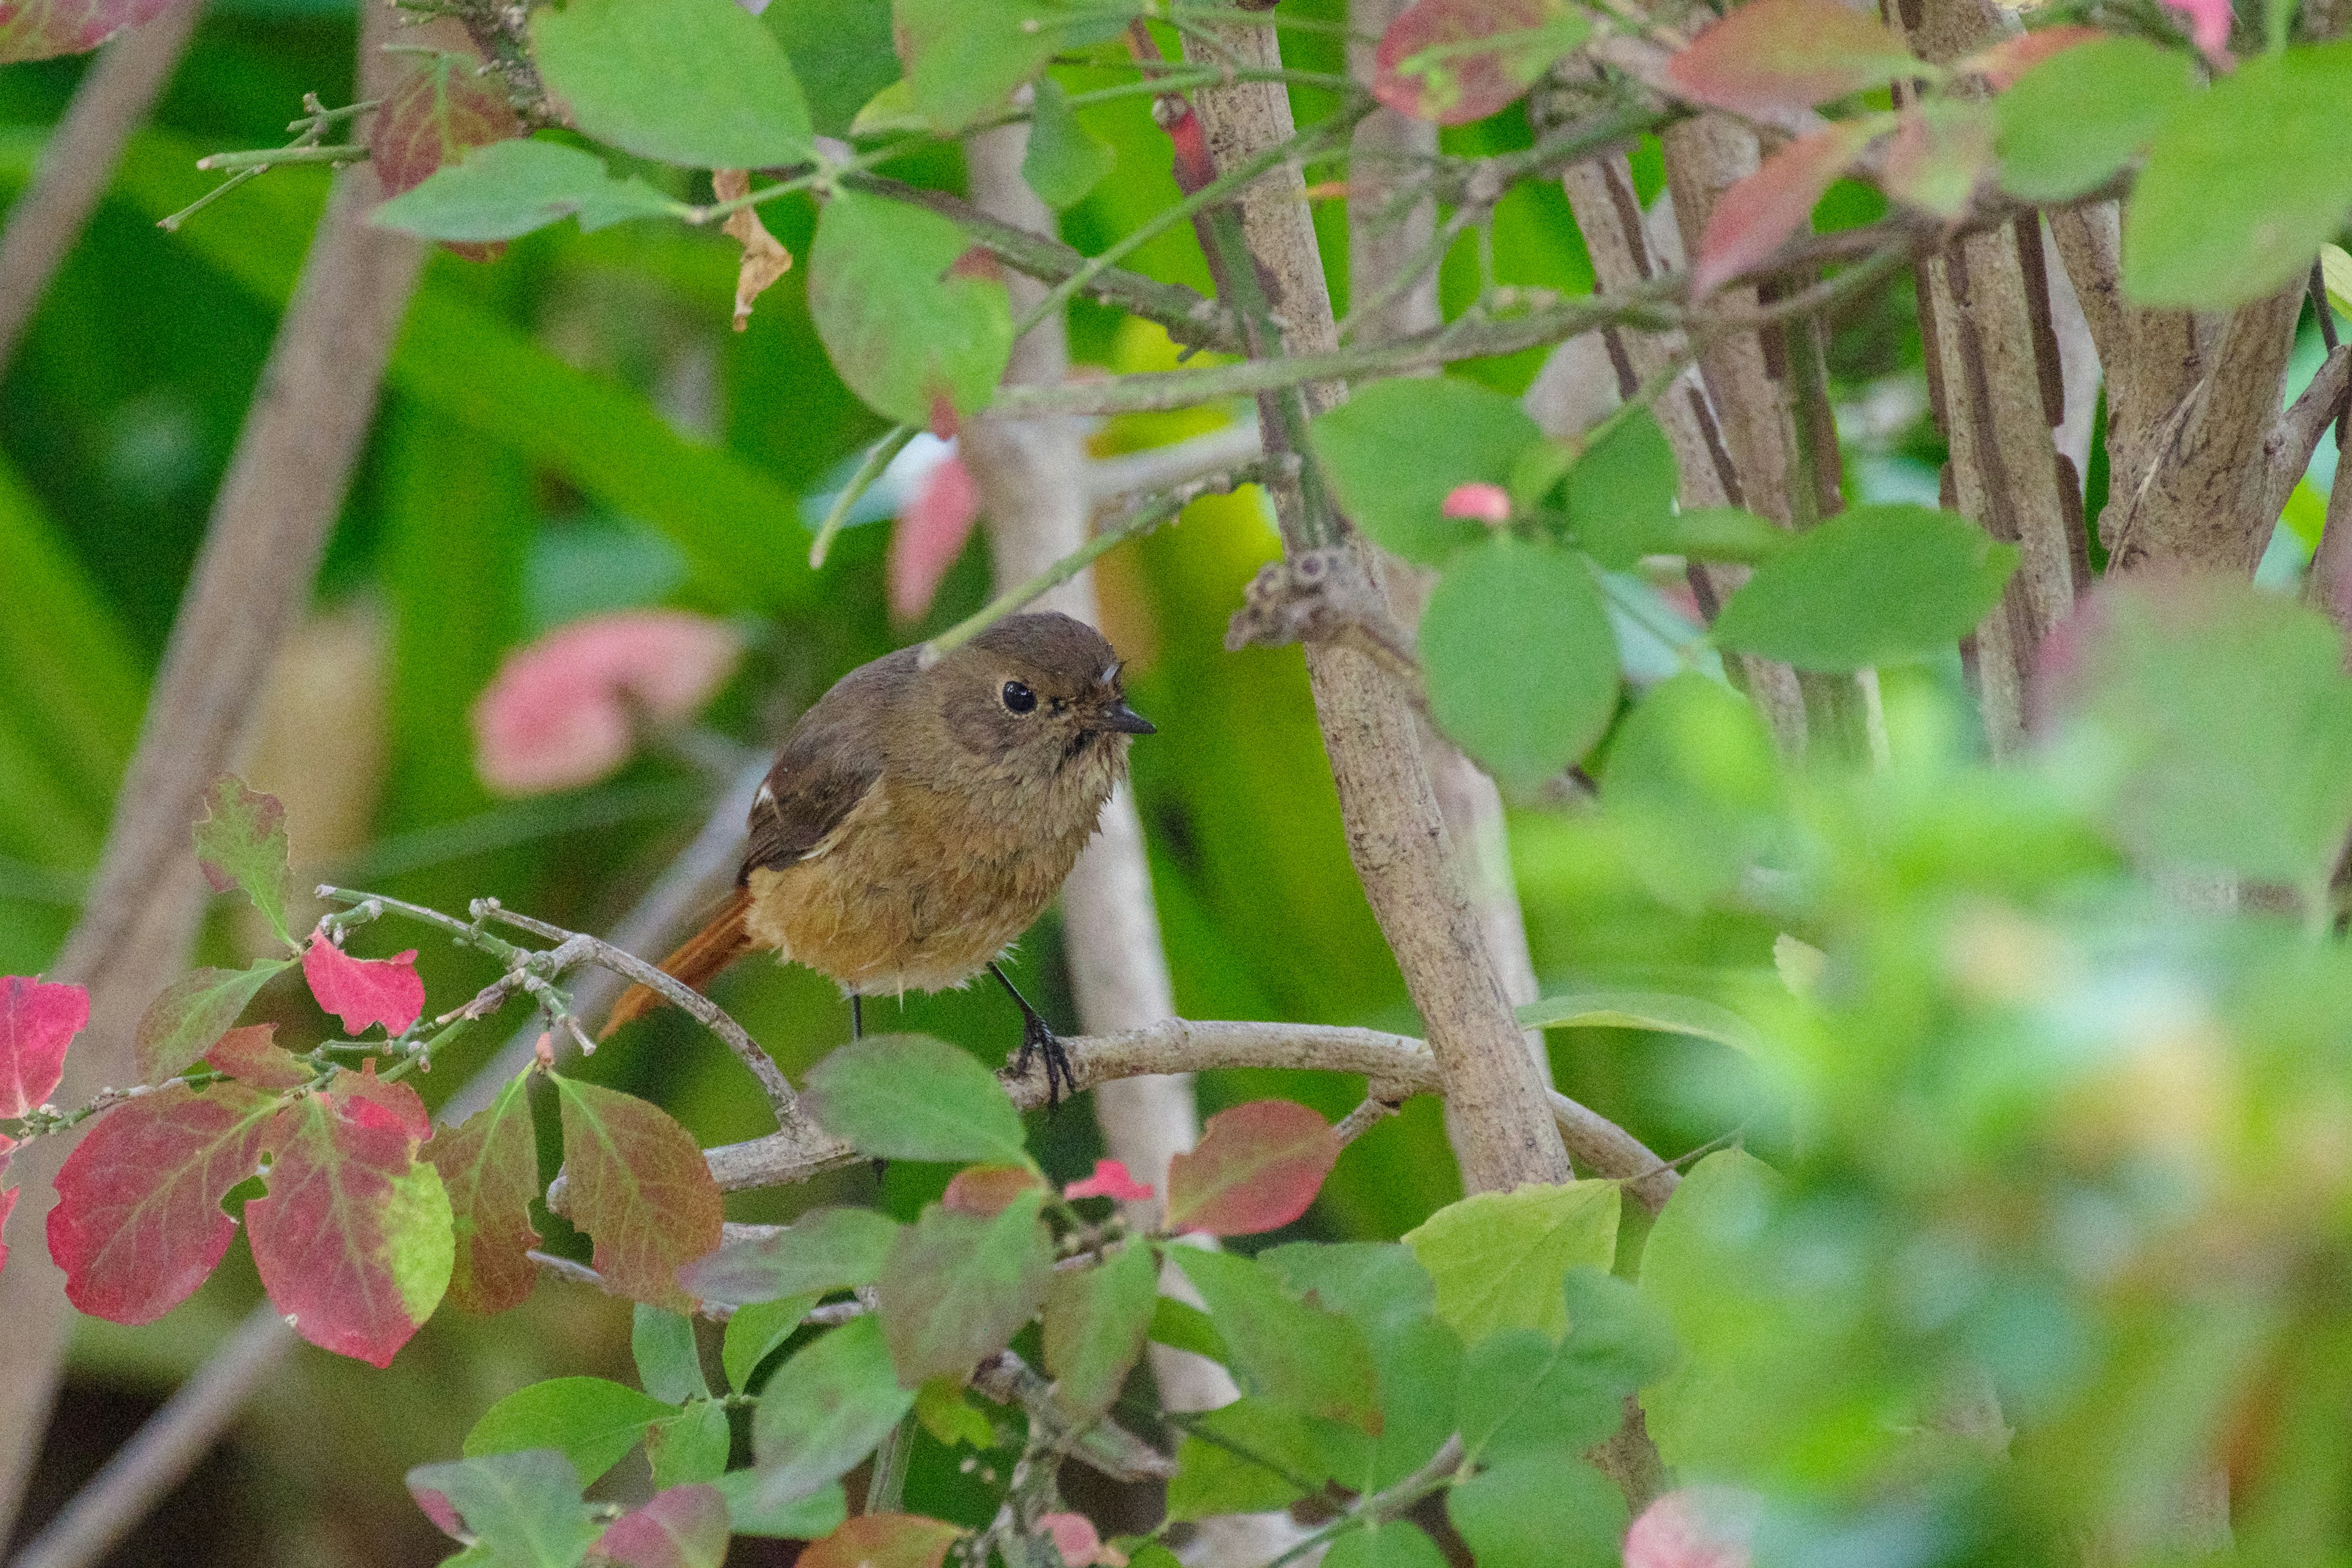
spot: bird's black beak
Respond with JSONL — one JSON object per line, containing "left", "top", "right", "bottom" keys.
{"left": 1098, "top": 701, "right": 1156, "bottom": 736}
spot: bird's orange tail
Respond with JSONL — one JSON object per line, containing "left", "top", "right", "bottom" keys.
{"left": 600, "top": 887, "right": 755, "bottom": 1039}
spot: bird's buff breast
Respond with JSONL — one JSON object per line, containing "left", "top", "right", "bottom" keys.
{"left": 741, "top": 771, "right": 1105, "bottom": 997}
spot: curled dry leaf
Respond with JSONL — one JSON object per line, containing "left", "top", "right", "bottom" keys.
{"left": 1692, "top": 121, "right": 1882, "bottom": 295}
{"left": 471, "top": 609, "right": 742, "bottom": 796}
{"left": 713, "top": 168, "right": 793, "bottom": 331}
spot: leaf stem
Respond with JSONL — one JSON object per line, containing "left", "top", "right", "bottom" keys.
{"left": 195, "top": 144, "right": 369, "bottom": 170}
{"left": 809, "top": 424, "right": 916, "bottom": 569}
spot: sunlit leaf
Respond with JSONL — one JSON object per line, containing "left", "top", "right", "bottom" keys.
{"left": 246, "top": 1084, "right": 452, "bottom": 1366}
{"left": 1166, "top": 1396, "right": 1328, "bottom": 1521}
{"left": 372, "top": 138, "right": 681, "bottom": 244}
{"left": 591, "top": 1483, "right": 729, "bottom": 1568}
{"left": 1022, "top": 76, "right": 1115, "bottom": 209}
{"left": 1372, "top": 0, "right": 1589, "bottom": 126}
{"left": 424, "top": 1073, "right": 544, "bottom": 1314}
{"left": 807, "top": 193, "right": 1014, "bottom": 429}
{"left": 1174, "top": 1247, "right": 1380, "bottom": 1431}
{"left": 1, "top": 973, "right": 83, "bottom": 1116}
{"left": 1710, "top": 503, "right": 2017, "bottom": 671}
{"left": 192, "top": 775, "right": 296, "bottom": 950}
{"left": 1422, "top": 535, "right": 1619, "bottom": 793}
{"left": 132, "top": 959, "right": 290, "bottom": 1085}
{"left": 1447, "top": 1457, "right": 1625, "bottom": 1568}
{"left": 1993, "top": 36, "right": 2196, "bottom": 202}
{"left": 801, "top": 1514, "right": 962, "bottom": 1568}
{"left": 801, "top": 1033, "right": 1028, "bottom": 1165}
{"left": 1165, "top": 1099, "right": 1340, "bottom": 1237}
{"left": 1665, "top": 0, "right": 1919, "bottom": 116}
{"left": 530, "top": 0, "right": 813, "bottom": 168}
{"left": 47, "top": 1080, "right": 282, "bottom": 1323}
{"left": 1042, "top": 1239, "right": 1159, "bottom": 1419}
{"left": 202, "top": 1023, "right": 313, "bottom": 1091}
{"left": 1311, "top": 377, "right": 1540, "bottom": 564}
{"left": 301, "top": 929, "right": 426, "bottom": 1036}
{"left": 1691, "top": 121, "right": 1881, "bottom": 296}
{"left": 749, "top": 1314, "right": 918, "bottom": 1504}
{"left": 1403, "top": 1181, "right": 1619, "bottom": 1345}
{"left": 409, "top": 1449, "right": 600, "bottom": 1566}
{"left": 877, "top": 1188, "right": 1053, "bottom": 1385}
{"left": 1322, "top": 1521, "right": 1447, "bottom": 1568}
{"left": 467, "top": 1376, "right": 679, "bottom": 1486}
{"left": 553, "top": 1075, "right": 725, "bottom": 1313}
{"left": 914, "top": 1378, "right": 997, "bottom": 1447}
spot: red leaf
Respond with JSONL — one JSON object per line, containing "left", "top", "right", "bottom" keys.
{"left": 1039, "top": 1512, "right": 1126, "bottom": 1568}
{"left": 1063, "top": 1158, "right": 1153, "bottom": 1204}
{"left": 1164, "top": 1100, "right": 1341, "bottom": 1237}
{"left": 1665, "top": 0, "right": 1920, "bottom": 117}
{"left": 592, "top": 1483, "right": 730, "bottom": 1568}
{"left": 370, "top": 50, "right": 522, "bottom": 197}
{"left": 1964, "top": 24, "right": 2103, "bottom": 89}
{"left": 0, "top": 0, "right": 175, "bottom": 64}
{"left": 246, "top": 1083, "right": 452, "bottom": 1366}
{"left": 1880, "top": 100, "right": 1994, "bottom": 221}
{"left": 47, "top": 1080, "right": 283, "bottom": 1323}
{"left": 1373, "top": 0, "right": 1589, "bottom": 126}
{"left": 888, "top": 451, "right": 979, "bottom": 624}
{"left": 800, "top": 1514, "right": 963, "bottom": 1568}
{"left": 552, "top": 1076, "right": 723, "bottom": 1313}
{"left": 941, "top": 1162, "right": 1045, "bottom": 1216}
{"left": 470, "top": 610, "right": 742, "bottom": 797}
{"left": 302, "top": 926, "right": 426, "bottom": 1035}
{"left": 331, "top": 1063, "right": 434, "bottom": 1143}
{"left": 203, "top": 1023, "right": 314, "bottom": 1091}
{"left": 1, "top": 974, "right": 85, "bottom": 1117}
{"left": 1691, "top": 121, "right": 1881, "bottom": 295}
{"left": 424, "top": 1074, "right": 543, "bottom": 1313}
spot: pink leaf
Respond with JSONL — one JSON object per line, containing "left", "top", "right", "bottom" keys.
{"left": 1692, "top": 122, "right": 1882, "bottom": 296}
{"left": 1039, "top": 1513, "right": 1127, "bottom": 1568}
{"left": 410, "top": 1483, "right": 464, "bottom": 1537}
{"left": 2160, "top": 0, "right": 2233, "bottom": 60}
{"left": 592, "top": 1483, "right": 731, "bottom": 1568}
{"left": 942, "top": 1162, "right": 1046, "bottom": 1216}
{"left": 1625, "top": 1487, "right": 1762, "bottom": 1568}
{"left": 1, "top": 974, "right": 85, "bottom": 1117}
{"left": 1164, "top": 1100, "right": 1342, "bottom": 1237}
{"left": 1879, "top": 101, "right": 1995, "bottom": 221}
{"left": 48, "top": 1080, "right": 284, "bottom": 1323}
{"left": 303, "top": 926, "right": 426, "bottom": 1035}
{"left": 1441, "top": 481, "right": 1512, "bottom": 524}
{"left": 1063, "top": 1158, "right": 1154, "bottom": 1204}
{"left": 246, "top": 1080, "right": 450, "bottom": 1366}
{"left": 1372, "top": 0, "right": 1586, "bottom": 126}
{"left": 801, "top": 1514, "right": 963, "bottom": 1568}
{"left": 203, "top": 1023, "right": 314, "bottom": 1091}
{"left": 0, "top": 0, "right": 176, "bottom": 64}
{"left": 471, "top": 610, "right": 742, "bottom": 797}
{"left": 888, "top": 451, "right": 980, "bottom": 624}
{"left": 1964, "top": 24, "right": 2103, "bottom": 89}
{"left": 1665, "top": 0, "right": 1920, "bottom": 117}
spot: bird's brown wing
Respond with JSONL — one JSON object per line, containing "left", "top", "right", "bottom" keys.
{"left": 740, "top": 648, "right": 913, "bottom": 874}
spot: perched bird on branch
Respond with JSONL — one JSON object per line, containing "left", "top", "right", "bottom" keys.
{"left": 601, "top": 612, "right": 1155, "bottom": 1102}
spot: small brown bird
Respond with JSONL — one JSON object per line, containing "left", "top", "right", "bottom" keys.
{"left": 601, "top": 612, "right": 1154, "bottom": 1101}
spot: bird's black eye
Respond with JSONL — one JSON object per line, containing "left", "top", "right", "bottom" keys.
{"left": 1000, "top": 680, "right": 1037, "bottom": 714}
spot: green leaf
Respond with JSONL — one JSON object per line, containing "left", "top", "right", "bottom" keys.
{"left": 1446, "top": 1457, "right": 1626, "bottom": 1568}
{"left": 807, "top": 192, "right": 1013, "bottom": 428}
{"left": 1598, "top": 671, "right": 1785, "bottom": 914}
{"left": 634, "top": 1305, "right": 711, "bottom": 1404}
{"left": 1403, "top": 1181, "right": 1619, "bottom": 1345}
{"left": 408, "top": 1450, "right": 600, "bottom": 1567}
{"left": 530, "top": 0, "right": 813, "bottom": 168}
{"left": 192, "top": 776, "right": 295, "bottom": 949}
{"left": 466, "top": 1378, "right": 678, "bottom": 1486}
{"left": 765, "top": 0, "right": 900, "bottom": 137}
{"left": 1166, "top": 1397, "right": 1327, "bottom": 1522}
{"left": 723, "top": 1294, "right": 817, "bottom": 1395}
{"left": 1710, "top": 503, "right": 2017, "bottom": 671}
{"left": 801, "top": 1034, "right": 1028, "bottom": 1164}
{"left": 1659, "top": 507, "right": 1792, "bottom": 564}
{"left": 1321, "top": 1521, "right": 1447, "bottom": 1568}
{"left": 1311, "top": 377, "right": 1542, "bottom": 564}
{"left": 894, "top": 0, "right": 1137, "bottom": 132}
{"left": 876, "top": 1189, "right": 1054, "bottom": 1385}
{"left": 132, "top": 959, "right": 290, "bottom": 1085}
{"left": 1636, "top": 1148, "right": 1787, "bottom": 1473}
{"left": 1314, "top": 1313, "right": 1464, "bottom": 1494}
{"left": 1042, "top": 1240, "right": 1159, "bottom": 1420}
{"left": 1422, "top": 535, "right": 1619, "bottom": 793}
{"left": 750, "top": 1315, "right": 918, "bottom": 1503}
{"left": 425, "top": 1074, "right": 544, "bottom": 1316}
{"left": 1994, "top": 36, "right": 2196, "bottom": 202}
{"left": 1174, "top": 1247, "right": 1380, "bottom": 1431}
{"left": 552, "top": 1075, "right": 725, "bottom": 1313}
{"left": 1257, "top": 1242, "right": 1438, "bottom": 1346}
{"left": 1148, "top": 1294, "right": 1231, "bottom": 1365}
{"left": 1457, "top": 1270, "right": 1677, "bottom": 1463}
{"left": 370, "top": 139, "right": 679, "bottom": 243}
{"left": 1516, "top": 991, "right": 1762, "bottom": 1053}
{"left": 1559, "top": 409, "right": 1679, "bottom": 571}
{"left": 1022, "top": 76, "right": 1115, "bottom": 209}
{"left": 914, "top": 1379, "right": 999, "bottom": 1447}
{"left": 647, "top": 1399, "right": 733, "bottom": 1488}
{"left": 2125, "top": 40, "right": 2352, "bottom": 307}
{"left": 714, "top": 1473, "right": 848, "bottom": 1539}
{"left": 684, "top": 1207, "right": 900, "bottom": 1306}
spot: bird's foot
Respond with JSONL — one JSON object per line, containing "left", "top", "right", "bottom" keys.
{"left": 1014, "top": 1013, "right": 1077, "bottom": 1110}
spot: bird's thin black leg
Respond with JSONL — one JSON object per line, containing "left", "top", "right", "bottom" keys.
{"left": 851, "top": 994, "right": 863, "bottom": 1040}
{"left": 989, "top": 962, "right": 1074, "bottom": 1108}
